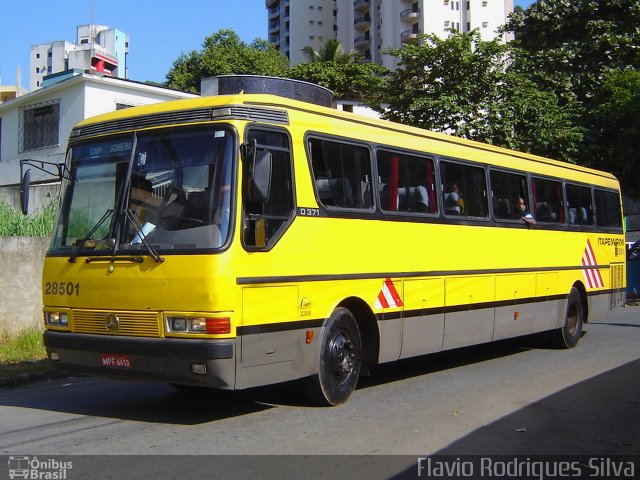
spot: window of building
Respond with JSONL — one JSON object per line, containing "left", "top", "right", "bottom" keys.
{"left": 595, "top": 189, "right": 622, "bottom": 229}
{"left": 490, "top": 169, "right": 529, "bottom": 221}
{"left": 566, "top": 183, "right": 594, "bottom": 226}
{"left": 377, "top": 150, "right": 437, "bottom": 214}
{"left": 441, "top": 161, "right": 488, "bottom": 218}
{"left": 308, "top": 137, "right": 373, "bottom": 210}
{"left": 532, "top": 177, "right": 564, "bottom": 223}
{"left": 36, "top": 53, "right": 40, "bottom": 59}
{"left": 19, "top": 99, "right": 60, "bottom": 152}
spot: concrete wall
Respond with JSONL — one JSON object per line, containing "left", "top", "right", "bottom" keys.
{"left": 0, "top": 237, "right": 49, "bottom": 334}
{"left": 0, "top": 183, "right": 60, "bottom": 213}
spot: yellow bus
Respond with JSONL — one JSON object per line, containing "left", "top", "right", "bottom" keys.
{"left": 22, "top": 77, "right": 626, "bottom": 405}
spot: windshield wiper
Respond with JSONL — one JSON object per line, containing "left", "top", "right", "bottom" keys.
{"left": 124, "top": 209, "right": 164, "bottom": 263}
{"left": 68, "top": 209, "right": 114, "bottom": 263}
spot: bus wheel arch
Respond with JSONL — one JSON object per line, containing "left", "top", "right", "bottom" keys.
{"left": 550, "top": 284, "right": 586, "bottom": 349}
{"left": 572, "top": 281, "right": 589, "bottom": 323}
{"left": 304, "top": 297, "right": 378, "bottom": 406}
{"left": 337, "top": 296, "right": 380, "bottom": 371}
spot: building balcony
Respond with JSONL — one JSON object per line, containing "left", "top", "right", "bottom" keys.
{"left": 354, "top": 0, "right": 370, "bottom": 12}
{"left": 354, "top": 15, "right": 371, "bottom": 30}
{"left": 269, "top": 22, "right": 280, "bottom": 35}
{"left": 400, "top": 7, "right": 420, "bottom": 23}
{"left": 265, "top": 0, "right": 279, "bottom": 7}
{"left": 269, "top": 10, "right": 280, "bottom": 20}
{"left": 401, "top": 29, "right": 419, "bottom": 43}
{"left": 354, "top": 35, "right": 371, "bottom": 49}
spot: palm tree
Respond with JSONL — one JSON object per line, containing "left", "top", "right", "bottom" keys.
{"left": 301, "top": 39, "right": 359, "bottom": 64}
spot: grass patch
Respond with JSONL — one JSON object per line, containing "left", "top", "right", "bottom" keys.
{"left": 0, "top": 200, "right": 56, "bottom": 236}
{"left": 0, "top": 327, "right": 47, "bottom": 364}
{"left": 0, "top": 327, "right": 60, "bottom": 387}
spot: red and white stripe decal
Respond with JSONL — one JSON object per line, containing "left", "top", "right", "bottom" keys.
{"left": 582, "top": 239, "right": 604, "bottom": 289}
{"left": 374, "top": 278, "right": 404, "bottom": 309}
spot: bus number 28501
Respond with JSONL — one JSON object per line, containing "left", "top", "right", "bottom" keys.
{"left": 45, "top": 281, "right": 80, "bottom": 296}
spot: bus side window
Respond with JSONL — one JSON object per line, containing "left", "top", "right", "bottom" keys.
{"left": 532, "top": 177, "right": 564, "bottom": 223}
{"left": 490, "top": 169, "right": 529, "bottom": 221}
{"left": 441, "top": 161, "right": 488, "bottom": 218}
{"left": 566, "top": 183, "right": 594, "bottom": 226}
{"left": 309, "top": 137, "right": 373, "bottom": 210}
{"left": 376, "top": 149, "right": 437, "bottom": 215}
{"left": 595, "top": 188, "right": 623, "bottom": 230}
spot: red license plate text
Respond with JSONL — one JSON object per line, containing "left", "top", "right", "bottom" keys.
{"left": 100, "top": 353, "right": 131, "bottom": 368}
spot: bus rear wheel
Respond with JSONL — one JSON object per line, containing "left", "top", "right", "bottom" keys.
{"left": 305, "top": 307, "right": 362, "bottom": 406}
{"left": 551, "top": 287, "right": 584, "bottom": 349}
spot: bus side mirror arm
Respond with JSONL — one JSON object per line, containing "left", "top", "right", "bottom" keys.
{"left": 19, "top": 159, "right": 69, "bottom": 215}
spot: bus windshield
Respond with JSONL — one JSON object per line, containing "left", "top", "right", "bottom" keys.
{"left": 51, "top": 126, "right": 234, "bottom": 254}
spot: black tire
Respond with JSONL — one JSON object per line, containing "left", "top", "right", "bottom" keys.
{"left": 550, "top": 287, "right": 584, "bottom": 349}
{"left": 304, "top": 307, "right": 362, "bottom": 406}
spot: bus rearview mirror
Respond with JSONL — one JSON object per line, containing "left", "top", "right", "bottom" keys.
{"left": 249, "top": 150, "right": 272, "bottom": 204}
{"left": 20, "top": 169, "right": 31, "bottom": 215}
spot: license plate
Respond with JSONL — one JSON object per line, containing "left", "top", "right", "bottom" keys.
{"left": 100, "top": 353, "right": 131, "bottom": 369}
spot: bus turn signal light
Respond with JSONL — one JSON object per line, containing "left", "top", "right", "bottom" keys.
{"left": 206, "top": 317, "right": 231, "bottom": 334}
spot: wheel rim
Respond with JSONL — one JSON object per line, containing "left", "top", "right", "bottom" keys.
{"left": 328, "top": 330, "right": 357, "bottom": 385}
{"left": 566, "top": 301, "right": 579, "bottom": 336}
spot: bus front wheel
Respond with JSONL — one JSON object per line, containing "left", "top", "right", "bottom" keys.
{"left": 551, "top": 287, "right": 584, "bottom": 349}
{"left": 305, "top": 307, "right": 362, "bottom": 406}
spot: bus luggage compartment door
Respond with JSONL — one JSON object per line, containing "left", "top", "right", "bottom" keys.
{"left": 240, "top": 286, "right": 299, "bottom": 367}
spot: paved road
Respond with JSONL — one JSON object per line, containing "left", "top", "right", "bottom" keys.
{"left": 0, "top": 306, "right": 638, "bottom": 478}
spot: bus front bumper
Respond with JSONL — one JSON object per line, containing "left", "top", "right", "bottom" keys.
{"left": 43, "top": 331, "right": 236, "bottom": 389}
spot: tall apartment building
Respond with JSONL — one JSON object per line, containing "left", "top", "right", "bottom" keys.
{"left": 30, "top": 24, "right": 129, "bottom": 90}
{"left": 267, "top": 0, "right": 513, "bottom": 69}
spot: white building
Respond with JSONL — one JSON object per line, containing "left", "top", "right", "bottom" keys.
{"left": 267, "top": 0, "right": 513, "bottom": 69}
{"left": 0, "top": 71, "right": 196, "bottom": 208}
{"left": 30, "top": 24, "right": 129, "bottom": 91}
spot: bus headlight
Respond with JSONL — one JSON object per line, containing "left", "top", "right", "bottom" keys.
{"left": 45, "top": 311, "right": 69, "bottom": 326}
{"left": 165, "top": 316, "right": 231, "bottom": 335}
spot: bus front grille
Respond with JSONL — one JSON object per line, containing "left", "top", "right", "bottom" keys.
{"left": 73, "top": 310, "right": 161, "bottom": 337}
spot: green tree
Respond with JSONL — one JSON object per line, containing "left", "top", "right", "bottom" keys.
{"left": 301, "top": 39, "right": 358, "bottom": 64}
{"left": 503, "top": 0, "right": 640, "bottom": 195}
{"left": 165, "top": 29, "right": 289, "bottom": 93}
{"left": 504, "top": 0, "right": 640, "bottom": 105}
{"left": 291, "top": 39, "right": 387, "bottom": 100}
{"left": 590, "top": 69, "right": 640, "bottom": 198}
{"left": 368, "top": 32, "right": 581, "bottom": 161}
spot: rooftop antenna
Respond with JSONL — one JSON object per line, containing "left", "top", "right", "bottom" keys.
{"left": 89, "top": 0, "right": 96, "bottom": 44}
